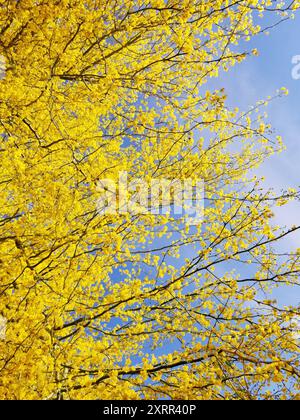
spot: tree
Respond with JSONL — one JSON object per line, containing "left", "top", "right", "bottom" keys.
{"left": 0, "top": 0, "right": 300, "bottom": 400}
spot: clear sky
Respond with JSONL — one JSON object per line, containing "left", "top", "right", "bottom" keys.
{"left": 210, "top": 12, "right": 300, "bottom": 305}
{"left": 216, "top": 12, "right": 300, "bottom": 226}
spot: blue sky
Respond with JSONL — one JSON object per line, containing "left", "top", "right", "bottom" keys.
{"left": 210, "top": 13, "right": 300, "bottom": 306}
{"left": 215, "top": 13, "right": 300, "bottom": 233}
{"left": 121, "top": 15, "right": 300, "bottom": 309}
{"left": 107, "top": 13, "right": 300, "bottom": 345}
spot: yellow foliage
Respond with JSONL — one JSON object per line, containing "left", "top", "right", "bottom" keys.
{"left": 0, "top": 0, "right": 299, "bottom": 400}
